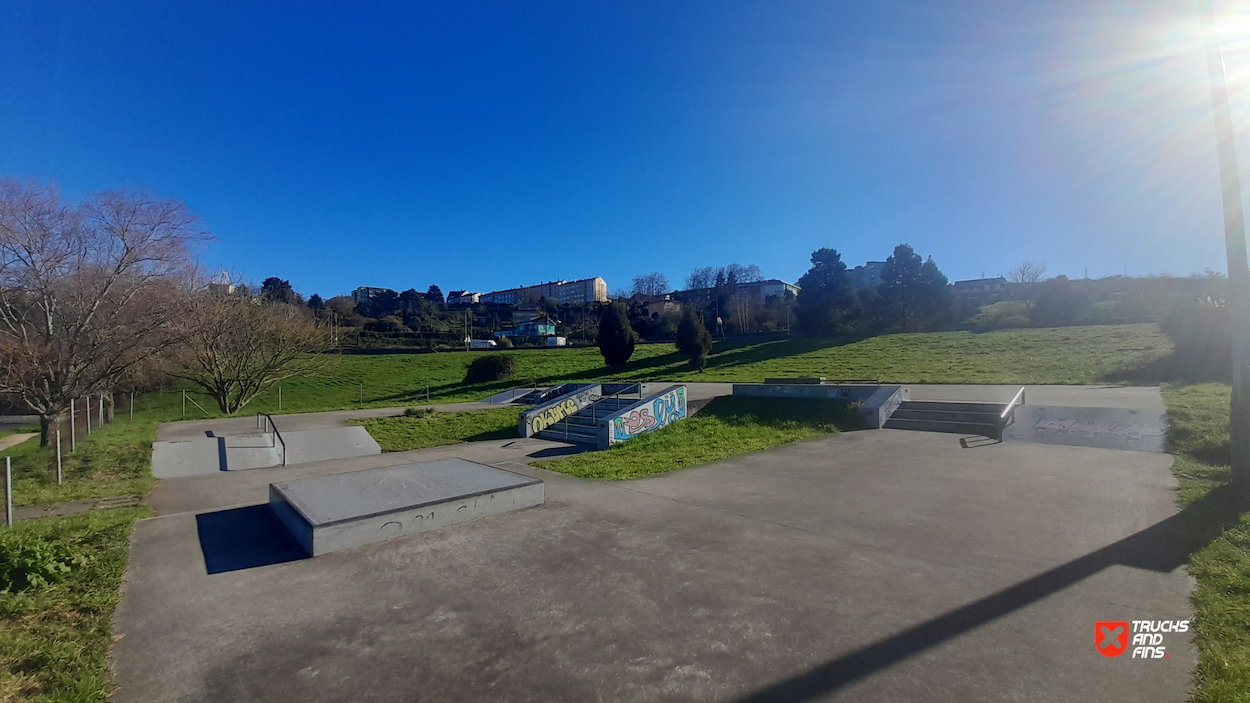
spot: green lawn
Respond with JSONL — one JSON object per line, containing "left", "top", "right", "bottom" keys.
{"left": 0, "top": 507, "right": 148, "bottom": 702}
{"left": 1160, "top": 384, "right": 1250, "bottom": 703}
{"left": 351, "top": 407, "right": 521, "bottom": 452}
{"left": 536, "top": 396, "right": 862, "bottom": 480}
{"left": 148, "top": 323, "right": 1170, "bottom": 418}
{"left": 4, "top": 420, "right": 158, "bottom": 508}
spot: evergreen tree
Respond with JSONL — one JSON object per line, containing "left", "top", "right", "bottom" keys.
{"left": 675, "top": 307, "right": 714, "bottom": 370}
{"left": 794, "top": 248, "right": 861, "bottom": 335}
{"left": 260, "top": 277, "right": 298, "bottom": 304}
{"left": 597, "top": 301, "right": 638, "bottom": 368}
{"left": 308, "top": 293, "right": 324, "bottom": 310}
{"left": 425, "top": 285, "right": 445, "bottom": 305}
{"left": 878, "top": 244, "right": 950, "bottom": 331}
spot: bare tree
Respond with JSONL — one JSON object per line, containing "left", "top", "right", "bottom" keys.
{"left": 631, "top": 272, "right": 670, "bottom": 297}
{"left": 0, "top": 180, "right": 206, "bottom": 445}
{"left": 727, "top": 293, "right": 756, "bottom": 333}
{"left": 686, "top": 266, "right": 717, "bottom": 290}
{"left": 686, "top": 264, "right": 763, "bottom": 290}
{"left": 1008, "top": 261, "right": 1047, "bottom": 284}
{"left": 177, "top": 294, "right": 333, "bottom": 414}
{"left": 726, "top": 263, "right": 764, "bottom": 283}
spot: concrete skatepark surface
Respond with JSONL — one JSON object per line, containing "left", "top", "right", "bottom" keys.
{"left": 115, "top": 385, "right": 1195, "bottom": 702}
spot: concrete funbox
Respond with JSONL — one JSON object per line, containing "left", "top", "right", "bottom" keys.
{"left": 732, "top": 380, "right": 908, "bottom": 429}
{"left": 268, "top": 459, "right": 543, "bottom": 556}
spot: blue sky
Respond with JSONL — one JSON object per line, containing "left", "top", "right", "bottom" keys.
{"left": 2, "top": 0, "right": 1248, "bottom": 298}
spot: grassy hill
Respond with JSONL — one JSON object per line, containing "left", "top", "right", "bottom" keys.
{"left": 137, "top": 323, "right": 1171, "bottom": 418}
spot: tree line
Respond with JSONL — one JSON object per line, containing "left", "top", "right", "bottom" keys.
{"left": 0, "top": 180, "right": 334, "bottom": 442}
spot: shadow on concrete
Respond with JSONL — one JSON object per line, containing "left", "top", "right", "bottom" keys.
{"left": 196, "top": 504, "right": 309, "bottom": 574}
{"left": 731, "top": 485, "right": 1245, "bottom": 703}
{"left": 216, "top": 437, "right": 227, "bottom": 472}
{"left": 959, "top": 436, "right": 1001, "bottom": 449}
{"left": 527, "top": 445, "right": 591, "bottom": 459}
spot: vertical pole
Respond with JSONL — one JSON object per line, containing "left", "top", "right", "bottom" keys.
{"left": 130, "top": 392, "right": 134, "bottom": 422}
{"left": 5, "top": 457, "right": 11, "bottom": 527}
{"left": 1201, "top": 0, "right": 1250, "bottom": 493}
{"left": 56, "top": 430, "right": 62, "bottom": 485}
{"left": 279, "top": 385, "right": 283, "bottom": 413}
{"left": 99, "top": 396, "right": 104, "bottom": 428}
{"left": 70, "top": 399, "right": 76, "bottom": 452}
{"left": 85, "top": 395, "right": 91, "bottom": 433}
{"left": 183, "top": 389, "right": 186, "bottom": 418}
{"left": 360, "top": 383, "right": 363, "bottom": 406}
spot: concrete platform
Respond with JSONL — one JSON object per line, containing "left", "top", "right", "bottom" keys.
{"left": 269, "top": 459, "right": 543, "bottom": 556}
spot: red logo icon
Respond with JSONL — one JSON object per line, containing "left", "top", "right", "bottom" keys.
{"left": 1096, "top": 621, "right": 1129, "bottom": 658}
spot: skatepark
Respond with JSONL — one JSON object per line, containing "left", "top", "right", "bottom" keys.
{"left": 115, "top": 382, "right": 1190, "bottom": 702}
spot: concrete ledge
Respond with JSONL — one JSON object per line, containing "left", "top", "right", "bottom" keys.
{"left": 268, "top": 459, "right": 544, "bottom": 556}
{"left": 731, "top": 383, "right": 908, "bottom": 429}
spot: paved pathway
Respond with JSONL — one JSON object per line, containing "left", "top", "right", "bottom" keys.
{"left": 0, "top": 432, "right": 37, "bottom": 451}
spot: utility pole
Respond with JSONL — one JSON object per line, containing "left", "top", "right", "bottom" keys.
{"left": 1201, "top": 0, "right": 1250, "bottom": 494}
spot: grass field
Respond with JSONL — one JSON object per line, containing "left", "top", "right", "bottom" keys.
{"left": 149, "top": 323, "right": 1170, "bottom": 419}
{"left": 351, "top": 407, "right": 520, "bottom": 452}
{"left": 1160, "top": 384, "right": 1250, "bottom": 703}
{"left": 535, "top": 396, "right": 862, "bottom": 480}
{"left": 5, "top": 420, "right": 159, "bottom": 508}
{"left": 0, "top": 507, "right": 148, "bottom": 702}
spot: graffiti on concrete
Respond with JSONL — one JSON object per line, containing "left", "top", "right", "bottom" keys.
{"left": 525, "top": 388, "right": 600, "bottom": 434}
{"left": 612, "top": 387, "right": 686, "bottom": 441}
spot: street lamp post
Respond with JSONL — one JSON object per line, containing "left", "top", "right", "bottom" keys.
{"left": 1200, "top": 0, "right": 1250, "bottom": 494}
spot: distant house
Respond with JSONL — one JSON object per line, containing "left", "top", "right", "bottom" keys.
{"left": 847, "top": 262, "right": 886, "bottom": 289}
{"left": 646, "top": 297, "right": 682, "bottom": 317}
{"left": 517, "top": 316, "right": 557, "bottom": 336}
{"left": 352, "top": 286, "right": 392, "bottom": 304}
{"left": 511, "top": 304, "right": 541, "bottom": 324}
{"left": 493, "top": 315, "right": 558, "bottom": 339}
{"left": 446, "top": 290, "right": 481, "bottom": 306}
{"left": 952, "top": 277, "right": 1013, "bottom": 304}
{"left": 482, "top": 277, "right": 607, "bottom": 305}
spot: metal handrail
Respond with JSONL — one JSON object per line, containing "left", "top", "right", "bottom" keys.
{"left": 1001, "top": 387, "right": 1026, "bottom": 420}
{"left": 997, "top": 387, "right": 1026, "bottom": 441}
{"left": 257, "top": 413, "right": 287, "bottom": 466}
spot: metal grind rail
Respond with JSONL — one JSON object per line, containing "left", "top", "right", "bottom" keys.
{"left": 997, "top": 387, "right": 1026, "bottom": 441}
{"left": 255, "top": 413, "right": 288, "bottom": 466}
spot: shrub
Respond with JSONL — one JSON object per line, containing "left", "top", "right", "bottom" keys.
{"left": 1158, "top": 299, "right": 1231, "bottom": 381}
{"left": 404, "top": 407, "right": 435, "bottom": 418}
{"left": 676, "top": 308, "right": 713, "bottom": 370}
{"left": 497, "top": 337, "right": 513, "bottom": 348}
{"left": 0, "top": 528, "right": 88, "bottom": 593}
{"left": 1030, "top": 277, "right": 1089, "bottom": 327}
{"left": 597, "top": 302, "right": 637, "bottom": 368}
{"left": 463, "top": 354, "right": 517, "bottom": 384}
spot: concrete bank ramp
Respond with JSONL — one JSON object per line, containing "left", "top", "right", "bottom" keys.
{"left": 152, "top": 426, "right": 380, "bottom": 478}
{"left": 1002, "top": 405, "right": 1167, "bottom": 453}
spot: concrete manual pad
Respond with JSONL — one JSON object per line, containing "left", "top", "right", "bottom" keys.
{"left": 1004, "top": 405, "right": 1168, "bottom": 452}
{"left": 268, "top": 458, "right": 543, "bottom": 556}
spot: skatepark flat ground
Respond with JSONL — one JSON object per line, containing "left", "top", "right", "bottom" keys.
{"left": 115, "top": 421, "right": 1195, "bottom": 702}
